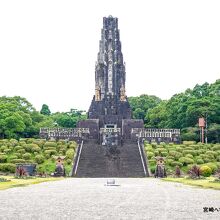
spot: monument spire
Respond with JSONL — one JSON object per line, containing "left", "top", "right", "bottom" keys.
{"left": 95, "top": 15, "right": 126, "bottom": 101}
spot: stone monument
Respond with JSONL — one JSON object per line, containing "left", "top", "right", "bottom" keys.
{"left": 77, "top": 15, "right": 144, "bottom": 141}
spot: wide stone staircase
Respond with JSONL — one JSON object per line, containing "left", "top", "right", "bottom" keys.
{"left": 73, "top": 139, "right": 149, "bottom": 177}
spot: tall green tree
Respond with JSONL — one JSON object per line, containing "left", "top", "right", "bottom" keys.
{"left": 40, "top": 104, "right": 51, "bottom": 116}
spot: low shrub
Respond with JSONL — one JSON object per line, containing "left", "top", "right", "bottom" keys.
{"left": 211, "top": 145, "right": 220, "bottom": 151}
{"left": 10, "top": 159, "right": 26, "bottom": 164}
{"left": 179, "top": 157, "right": 194, "bottom": 166}
{"left": 185, "top": 154, "right": 194, "bottom": 159}
{"left": 200, "top": 165, "right": 212, "bottom": 177}
{"left": 44, "top": 149, "right": 57, "bottom": 156}
{"left": 203, "top": 163, "right": 218, "bottom": 173}
{"left": 3, "top": 149, "right": 12, "bottom": 154}
{"left": 9, "top": 155, "right": 18, "bottom": 161}
{"left": 14, "top": 153, "right": 22, "bottom": 159}
{"left": 66, "top": 159, "right": 72, "bottom": 165}
{"left": 183, "top": 150, "right": 196, "bottom": 156}
{"left": 150, "top": 166, "right": 155, "bottom": 174}
{"left": 17, "top": 149, "right": 26, "bottom": 154}
{"left": 170, "top": 161, "right": 183, "bottom": 167}
{"left": 66, "top": 149, "right": 75, "bottom": 159}
{"left": 166, "top": 159, "right": 174, "bottom": 166}
{"left": 0, "top": 155, "right": 7, "bottom": 163}
{"left": 161, "top": 151, "right": 168, "bottom": 157}
{"left": 196, "top": 158, "right": 204, "bottom": 164}
{"left": 44, "top": 142, "right": 57, "bottom": 148}
{"left": 24, "top": 144, "right": 40, "bottom": 153}
{"left": 0, "top": 163, "right": 16, "bottom": 173}
{"left": 23, "top": 153, "right": 32, "bottom": 160}
{"left": 0, "top": 146, "right": 8, "bottom": 152}
{"left": 176, "top": 146, "right": 183, "bottom": 152}
{"left": 35, "top": 155, "right": 45, "bottom": 164}
{"left": 206, "top": 151, "right": 217, "bottom": 158}
{"left": 147, "top": 152, "right": 154, "bottom": 159}
{"left": 183, "top": 141, "right": 196, "bottom": 145}
{"left": 14, "top": 146, "right": 23, "bottom": 151}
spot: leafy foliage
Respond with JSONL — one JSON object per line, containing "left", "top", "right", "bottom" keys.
{"left": 130, "top": 80, "right": 220, "bottom": 143}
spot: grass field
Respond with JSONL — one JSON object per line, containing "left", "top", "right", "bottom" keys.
{"left": 0, "top": 176, "right": 64, "bottom": 190}
{"left": 162, "top": 176, "right": 220, "bottom": 190}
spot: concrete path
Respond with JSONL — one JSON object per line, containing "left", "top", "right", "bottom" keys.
{"left": 0, "top": 178, "right": 219, "bottom": 220}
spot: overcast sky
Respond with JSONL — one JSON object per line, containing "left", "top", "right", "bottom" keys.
{"left": 0, "top": 0, "right": 220, "bottom": 113}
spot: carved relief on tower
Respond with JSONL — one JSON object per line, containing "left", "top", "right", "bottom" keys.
{"left": 120, "top": 85, "right": 126, "bottom": 101}
{"left": 95, "top": 86, "right": 101, "bottom": 101}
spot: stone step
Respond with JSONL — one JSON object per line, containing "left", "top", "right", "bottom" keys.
{"left": 74, "top": 140, "right": 148, "bottom": 177}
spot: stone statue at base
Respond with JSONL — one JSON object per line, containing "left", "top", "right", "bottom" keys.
{"left": 154, "top": 157, "right": 167, "bottom": 178}
{"left": 52, "top": 156, "right": 66, "bottom": 177}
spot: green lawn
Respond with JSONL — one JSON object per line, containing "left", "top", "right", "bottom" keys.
{"left": 162, "top": 176, "right": 220, "bottom": 190}
{"left": 0, "top": 176, "right": 64, "bottom": 190}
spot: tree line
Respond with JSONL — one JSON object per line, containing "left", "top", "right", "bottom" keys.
{"left": 129, "top": 79, "right": 220, "bottom": 143}
{"left": 0, "top": 79, "right": 219, "bottom": 142}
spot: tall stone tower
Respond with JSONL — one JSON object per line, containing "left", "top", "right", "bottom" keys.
{"left": 77, "top": 15, "right": 143, "bottom": 139}
{"left": 88, "top": 16, "right": 132, "bottom": 128}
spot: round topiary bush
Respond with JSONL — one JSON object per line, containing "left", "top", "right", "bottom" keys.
{"left": 147, "top": 152, "right": 154, "bottom": 159}
{"left": 35, "top": 155, "right": 45, "bottom": 164}
{"left": 185, "top": 154, "right": 194, "bottom": 159}
{"left": 14, "top": 146, "right": 23, "bottom": 151}
{"left": 44, "top": 142, "right": 57, "bottom": 148}
{"left": 23, "top": 153, "right": 32, "bottom": 160}
{"left": 150, "top": 166, "right": 155, "bottom": 174}
{"left": 0, "top": 146, "right": 8, "bottom": 152}
{"left": 170, "top": 161, "right": 183, "bottom": 167}
{"left": 199, "top": 165, "right": 212, "bottom": 177}
{"left": 176, "top": 146, "right": 183, "bottom": 152}
{"left": 204, "top": 163, "right": 218, "bottom": 174}
{"left": 9, "top": 155, "right": 18, "bottom": 161}
{"left": 0, "top": 155, "right": 7, "bottom": 163}
{"left": 4, "top": 149, "right": 12, "bottom": 154}
{"left": 17, "top": 149, "right": 26, "bottom": 154}
{"left": 179, "top": 157, "right": 194, "bottom": 166}
{"left": 161, "top": 151, "right": 168, "bottom": 157}
{"left": 206, "top": 151, "right": 217, "bottom": 158}
{"left": 44, "top": 149, "right": 57, "bottom": 156}
{"left": 23, "top": 144, "right": 40, "bottom": 153}
{"left": 166, "top": 159, "right": 174, "bottom": 166}
{"left": 183, "top": 150, "right": 196, "bottom": 156}
{"left": 0, "top": 163, "right": 16, "bottom": 173}
{"left": 66, "top": 159, "right": 72, "bottom": 165}
{"left": 196, "top": 158, "right": 204, "bottom": 164}
{"left": 212, "top": 145, "right": 220, "bottom": 151}
{"left": 66, "top": 149, "right": 75, "bottom": 159}
{"left": 10, "top": 159, "right": 26, "bottom": 164}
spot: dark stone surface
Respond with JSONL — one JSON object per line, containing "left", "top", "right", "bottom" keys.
{"left": 122, "top": 119, "right": 144, "bottom": 139}
{"left": 77, "top": 119, "right": 99, "bottom": 139}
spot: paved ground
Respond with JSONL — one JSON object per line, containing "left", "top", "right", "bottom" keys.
{"left": 0, "top": 178, "right": 220, "bottom": 220}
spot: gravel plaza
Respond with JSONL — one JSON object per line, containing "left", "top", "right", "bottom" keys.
{"left": 0, "top": 178, "right": 220, "bottom": 220}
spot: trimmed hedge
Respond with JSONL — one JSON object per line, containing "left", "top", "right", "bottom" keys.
{"left": 23, "top": 153, "right": 32, "bottom": 160}
{"left": 147, "top": 152, "right": 154, "bottom": 159}
{"left": 66, "top": 149, "right": 75, "bottom": 159}
{"left": 199, "top": 165, "right": 212, "bottom": 177}
{"left": 0, "top": 163, "right": 16, "bottom": 173}
{"left": 179, "top": 157, "right": 194, "bottom": 165}
{"left": 44, "top": 142, "right": 57, "bottom": 148}
{"left": 0, "top": 155, "right": 7, "bottom": 163}
{"left": 35, "top": 155, "right": 45, "bottom": 164}
{"left": 10, "top": 159, "right": 26, "bottom": 164}
{"left": 170, "top": 161, "right": 183, "bottom": 167}
{"left": 196, "top": 158, "right": 204, "bottom": 164}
